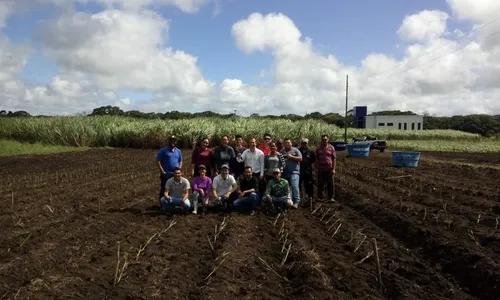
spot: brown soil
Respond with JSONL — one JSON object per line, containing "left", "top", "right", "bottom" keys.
{"left": 0, "top": 149, "right": 499, "bottom": 299}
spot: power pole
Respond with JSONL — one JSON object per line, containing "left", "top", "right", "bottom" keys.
{"left": 344, "top": 75, "right": 349, "bottom": 143}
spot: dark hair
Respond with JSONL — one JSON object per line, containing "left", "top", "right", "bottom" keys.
{"left": 221, "top": 135, "right": 229, "bottom": 140}
{"left": 244, "top": 166, "right": 253, "bottom": 172}
{"left": 263, "top": 133, "right": 271, "bottom": 138}
{"left": 235, "top": 134, "right": 243, "bottom": 139}
{"left": 269, "top": 142, "right": 276, "bottom": 147}
{"left": 321, "top": 134, "right": 328, "bottom": 139}
{"left": 174, "top": 167, "right": 181, "bottom": 172}
{"left": 283, "top": 137, "right": 291, "bottom": 142}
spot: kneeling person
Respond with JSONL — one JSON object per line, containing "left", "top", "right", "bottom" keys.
{"left": 262, "top": 168, "right": 293, "bottom": 208}
{"left": 234, "top": 166, "right": 260, "bottom": 215}
{"left": 191, "top": 165, "right": 212, "bottom": 214}
{"left": 161, "top": 167, "right": 191, "bottom": 213}
{"left": 211, "top": 164, "right": 238, "bottom": 209}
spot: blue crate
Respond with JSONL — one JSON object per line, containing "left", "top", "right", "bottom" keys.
{"left": 392, "top": 151, "right": 421, "bottom": 167}
{"left": 346, "top": 143, "right": 370, "bottom": 157}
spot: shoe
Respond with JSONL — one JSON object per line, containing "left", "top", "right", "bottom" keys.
{"left": 192, "top": 210, "right": 197, "bottom": 214}
{"left": 329, "top": 198, "right": 336, "bottom": 202}
{"left": 292, "top": 204, "right": 299, "bottom": 209}
{"left": 249, "top": 210, "right": 256, "bottom": 216}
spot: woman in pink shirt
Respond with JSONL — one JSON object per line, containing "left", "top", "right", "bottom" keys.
{"left": 191, "top": 165, "right": 212, "bottom": 214}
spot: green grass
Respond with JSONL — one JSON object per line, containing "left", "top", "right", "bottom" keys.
{"left": 0, "top": 116, "right": 482, "bottom": 149}
{"left": 0, "top": 139, "right": 89, "bottom": 156}
{"left": 388, "top": 140, "right": 500, "bottom": 153}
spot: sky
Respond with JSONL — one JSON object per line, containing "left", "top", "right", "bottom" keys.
{"left": 0, "top": 0, "right": 500, "bottom": 117}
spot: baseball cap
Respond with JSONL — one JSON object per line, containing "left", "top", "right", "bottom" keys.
{"left": 301, "top": 138, "right": 309, "bottom": 143}
{"left": 169, "top": 135, "right": 177, "bottom": 140}
{"left": 272, "top": 167, "right": 281, "bottom": 173}
{"left": 198, "top": 164, "right": 206, "bottom": 169}
{"left": 221, "top": 164, "right": 230, "bottom": 169}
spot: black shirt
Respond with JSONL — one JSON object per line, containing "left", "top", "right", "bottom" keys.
{"left": 299, "top": 146, "right": 315, "bottom": 174}
{"left": 238, "top": 175, "right": 259, "bottom": 192}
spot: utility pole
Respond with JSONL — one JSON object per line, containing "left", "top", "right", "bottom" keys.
{"left": 344, "top": 74, "right": 349, "bottom": 143}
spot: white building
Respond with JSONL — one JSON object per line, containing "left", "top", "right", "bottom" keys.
{"left": 365, "top": 115, "right": 424, "bottom": 130}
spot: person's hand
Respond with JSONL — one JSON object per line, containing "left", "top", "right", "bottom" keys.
{"left": 332, "top": 169, "right": 336, "bottom": 174}
{"left": 239, "top": 192, "right": 244, "bottom": 199}
{"left": 224, "top": 192, "right": 231, "bottom": 199}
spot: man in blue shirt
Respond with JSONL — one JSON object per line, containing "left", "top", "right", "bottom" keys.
{"left": 156, "top": 135, "right": 183, "bottom": 203}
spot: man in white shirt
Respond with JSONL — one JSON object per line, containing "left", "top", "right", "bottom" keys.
{"left": 211, "top": 164, "right": 238, "bottom": 210}
{"left": 237, "top": 137, "right": 265, "bottom": 195}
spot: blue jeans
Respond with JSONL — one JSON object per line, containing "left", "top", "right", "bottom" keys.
{"left": 263, "top": 195, "right": 291, "bottom": 208}
{"left": 233, "top": 192, "right": 259, "bottom": 210}
{"left": 191, "top": 191, "right": 209, "bottom": 211}
{"left": 160, "top": 196, "right": 191, "bottom": 211}
{"left": 285, "top": 174, "right": 300, "bottom": 205}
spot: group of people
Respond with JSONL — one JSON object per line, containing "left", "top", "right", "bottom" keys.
{"left": 155, "top": 133, "right": 337, "bottom": 215}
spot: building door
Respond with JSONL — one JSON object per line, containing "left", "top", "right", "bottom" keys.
{"left": 398, "top": 123, "right": 402, "bottom": 130}
{"left": 418, "top": 123, "right": 421, "bottom": 130}
{"left": 404, "top": 123, "right": 407, "bottom": 130}
{"left": 412, "top": 123, "right": 415, "bottom": 130}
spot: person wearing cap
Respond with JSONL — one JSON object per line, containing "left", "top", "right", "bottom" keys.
{"left": 160, "top": 167, "right": 191, "bottom": 213}
{"left": 298, "top": 138, "right": 315, "bottom": 202}
{"left": 211, "top": 164, "right": 238, "bottom": 210}
{"left": 156, "top": 135, "right": 183, "bottom": 204}
{"left": 280, "top": 138, "right": 302, "bottom": 209}
{"left": 262, "top": 168, "right": 293, "bottom": 208}
{"left": 191, "top": 164, "right": 212, "bottom": 214}
{"left": 233, "top": 166, "right": 260, "bottom": 215}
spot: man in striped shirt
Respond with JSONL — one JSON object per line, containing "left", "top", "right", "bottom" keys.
{"left": 314, "top": 134, "right": 336, "bottom": 202}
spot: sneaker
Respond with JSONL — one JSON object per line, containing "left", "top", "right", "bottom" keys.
{"left": 192, "top": 210, "right": 197, "bottom": 214}
{"left": 329, "top": 198, "right": 336, "bottom": 202}
{"left": 249, "top": 210, "right": 256, "bottom": 216}
{"left": 292, "top": 204, "right": 299, "bottom": 209}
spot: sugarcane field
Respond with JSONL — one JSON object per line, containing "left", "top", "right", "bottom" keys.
{"left": 1, "top": 146, "right": 499, "bottom": 300}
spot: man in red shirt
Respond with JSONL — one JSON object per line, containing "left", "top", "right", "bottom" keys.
{"left": 257, "top": 133, "right": 272, "bottom": 156}
{"left": 314, "top": 134, "right": 336, "bottom": 202}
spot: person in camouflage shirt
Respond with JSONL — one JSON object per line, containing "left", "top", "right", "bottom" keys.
{"left": 262, "top": 167, "right": 293, "bottom": 208}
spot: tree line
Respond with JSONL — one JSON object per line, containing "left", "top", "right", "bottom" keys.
{"left": 1, "top": 106, "right": 499, "bottom": 137}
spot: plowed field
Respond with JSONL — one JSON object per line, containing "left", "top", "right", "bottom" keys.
{"left": 1, "top": 149, "right": 499, "bottom": 300}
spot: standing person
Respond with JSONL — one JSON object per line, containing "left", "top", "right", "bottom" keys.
{"left": 160, "top": 167, "right": 191, "bottom": 214}
{"left": 233, "top": 166, "right": 260, "bottom": 215}
{"left": 191, "top": 165, "right": 212, "bottom": 214}
{"left": 275, "top": 139, "right": 283, "bottom": 152}
{"left": 156, "top": 135, "right": 183, "bottom": 204}
{"left": 315, "top": 134, "right": 336, "bottom": 202}
{"left": 298, "top": 138, "right": 315, "bottom": 202}
{"left": 264, "top": 142, "right": 286, "bottom": 182}
{"left": 214, "top": 135, "right": 236, "bottom": 177}
{"left": 258, "top": 133, "right": 272, "bottom": 156}
{"left": 211, "top": 164, "right": 238, "bottom": 210}
{"left": 237, "top": 138, "right": 265, "bottom": 195}
{"left": 191, "top": 137, "right": 214, "bottom": 178}
{"left": 231, "top": 134, "right": 247, "bottom": 179}
{"left": 280, "top": 138, "right": 302, "bottom": 209}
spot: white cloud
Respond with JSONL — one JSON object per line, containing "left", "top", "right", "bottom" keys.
{"left": 1, "top": 2, "right": 500, "bottom": 116}
{"left": 397, "top": 10, "right": 449, "bottom": 42}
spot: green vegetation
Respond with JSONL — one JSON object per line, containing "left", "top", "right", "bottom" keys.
{"left": 0, "top": 116, "right": 489, "bottom": 150}
{"left": 388, "top": 140, "right": 500, "bottom": 153}
{"left": 0, "top": 139, "right": 89, "bottom": 156}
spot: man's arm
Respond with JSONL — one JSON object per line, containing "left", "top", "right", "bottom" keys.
{"left": 236, "top": 149, "right": 246, "bottom": 163}
{"left": 211, "top": 177, "right": 218, "bottom": 198}
{"left": 259, "top": 152, "right": 264, "bottom": 177}
{"left": 331, "top": 147, "right": 337, "bottom": 173}
{"left": 156, "top": 149, "right": 165, "bottom": 173}
{"left": 287, "top": 148, "right": 302, "bottom": 162}
{"left": 156, "top": 161, "right": 166, "bottom": 174}
{"left": 178, "top": 149, "right": 183, "bottom": 170}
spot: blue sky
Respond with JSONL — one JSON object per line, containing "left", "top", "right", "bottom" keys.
{"left": 1, "top": 0, "right": 498, "bottom": 116}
